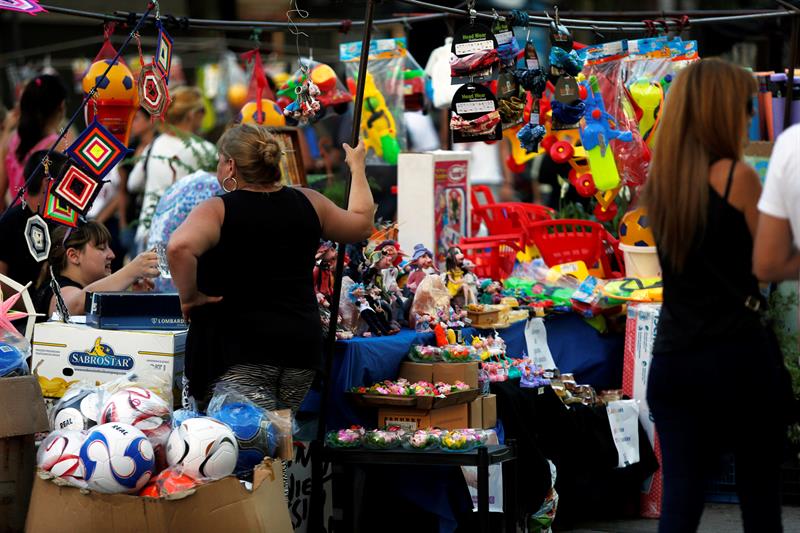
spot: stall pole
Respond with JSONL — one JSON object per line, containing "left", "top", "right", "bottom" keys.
{"left": 309, "top": 0, "right": 376, "bottom": 530}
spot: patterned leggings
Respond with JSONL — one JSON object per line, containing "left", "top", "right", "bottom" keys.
{"left": 214, "top": 363, "right": 316, "bottom": 413}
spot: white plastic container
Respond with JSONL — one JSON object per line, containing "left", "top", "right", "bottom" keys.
{"left": 619, "top": 244, "right": 662, "bottom": 279}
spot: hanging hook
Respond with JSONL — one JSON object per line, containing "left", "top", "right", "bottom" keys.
{"left": 250, "top": 27, "right": 262, "bottom": 44}
{"left": 467, "top": 0, "right": 477, "bottom": 23}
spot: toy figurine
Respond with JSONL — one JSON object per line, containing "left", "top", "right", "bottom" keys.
{"left": 313, "top": 242, "right": 337, "bottom": 303}
{"left": 362, "top": 240, "right": 405, "bottom": 330}
{"left": 406, "top": 244, "right": 437, "bottom": 295}
{"left": 479, "top": 279, "right": 503, "bottom": 305}
{"left": 348, "top": 283, "right": 396, "bottom": 337}
{"left": 461, "top": 259, "right": 479, "bottom": 306}
{"left": 443, "top": 246, "right": 466, "bottom": 309}
{"left": 414, "top": 313, "right": 433, "bottom": 332}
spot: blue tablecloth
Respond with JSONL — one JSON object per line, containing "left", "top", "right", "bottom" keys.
{"left": 302, "top": 314, "right": 624, "bottom": 429}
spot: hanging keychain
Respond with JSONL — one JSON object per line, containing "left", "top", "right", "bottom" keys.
{"left": 283, "top": 61, "right": 322, "bottom": 125}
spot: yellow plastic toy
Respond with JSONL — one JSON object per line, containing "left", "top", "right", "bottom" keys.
{"left": 237, "top": 99, "right": 287, "bottom": 127}
{"left": 629, "top": 79, "right": 664, "bottom": 149}
{"left": 353, "top": 72, "right": 400, "bottom": 165}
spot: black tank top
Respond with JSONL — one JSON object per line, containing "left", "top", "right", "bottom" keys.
{"left": 654, "top": 161, "right": 762, "bottom": 354}
{"left": 185, "top": 187, "right": 323, "bottom": 399}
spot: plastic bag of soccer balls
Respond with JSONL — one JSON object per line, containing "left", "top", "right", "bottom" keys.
{"left": 0, "top": 329, "right": 31, "bottom": 378}
{"left": 39, "top": 374, "right": 291, "bottom": 497}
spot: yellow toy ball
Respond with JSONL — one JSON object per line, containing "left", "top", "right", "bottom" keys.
{"left": 237, "top": 99, "right": 286, "bottom": 127}
{"left": 619, "top": 207, "right": 656, "bottom": 247}
{"left": 227, "top": 83, "right": 248, "bottom": 110}
{"left": 82, "top": 59, "right": 137, "bottom": 103}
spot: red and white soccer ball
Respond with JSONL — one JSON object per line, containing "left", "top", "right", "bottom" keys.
{"left": 166, "top": 417, "right": 238, "bottom": 481}
{"left": 100, "top": 387, "right": 172, "bottom": 452}
{"left": 36, "top": 430, "right": 88, "bottom": 488}
{"left": 79, "top": 423, "right": 155, "bottom": 494}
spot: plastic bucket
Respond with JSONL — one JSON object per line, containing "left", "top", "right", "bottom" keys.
{"left": 619, "top": 244, "right": 661, "bottom": 278}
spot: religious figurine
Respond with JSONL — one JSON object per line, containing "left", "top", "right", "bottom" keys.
{"left": 461, "top": 259, "right": 479, "bottom": 306}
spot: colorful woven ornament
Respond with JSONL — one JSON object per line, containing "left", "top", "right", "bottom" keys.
{"left": 24, "top": 214, "right": 50, "bottom": 262}
{"left": 154, "top": 23, "right": 173, "bottom": 81}
{"left": 0, "top": 0, "right": 46, "bottom": 15}
{"left": 138, "top": 64, "right": 170, "bottom": 119}
{"left": 43, "top": 180, "right": 78, "bottom": 227}
{"left": 66, "top": 119, "right": 128, "bottom": 179}
{"left": 54, "top": 161, "right": 103, "bottom": 214}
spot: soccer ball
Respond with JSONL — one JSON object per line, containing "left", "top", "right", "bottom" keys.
{"left": 237, "top": 99, "right": 286, "bottom": 127}
{"left": 100, "top": 387, "right": 172, "bottom": 451}
{"left": 82, "top": 59, "right": 137, "bottom": 102}
{"left": 52, "top": 388, "right": 103, "bottom": 431}
{"left": 80, "top": 423, "right": 155, "bottom": 494}
{"left": 37, "top": 430, "right": 87, "bottom": 488}
{"left": 166, "top": 417, "right": 238, "bottom": 481}
{"left": 212, "top": 402, "right": 278, "bottom": 473}
{"left": 139, "top": 468, "right": 197, "bottom": 498}
{"left": 619, "top": 207, "right": 656, "bottom": 248}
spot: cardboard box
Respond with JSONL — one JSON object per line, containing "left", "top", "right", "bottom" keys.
{"left": 467, "top": 394, "right": 497, "bottom": 430}
{"left": 481, "top": 393, "right": 497, "bottom": 429}
{"left": 398, "top": 361, "right": 479, "bottom": 390}
{"left": 378, "top": 403, "right": 468, "bottom": 432}
{"left": 25, "top": 459, "right": 292, "bottom": 533}
{"left": 32, "top": 321, "right": 186, "bottom": 399}
{"left": 0, "top": 376, "right": 50, "bottom": 532}
{"left": 86, "top": 292, "right": 188, "bottom": 331}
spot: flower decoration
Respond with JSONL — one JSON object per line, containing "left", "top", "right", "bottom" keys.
{"left": 325, "top": 426, "right": 365, "bottom": 448}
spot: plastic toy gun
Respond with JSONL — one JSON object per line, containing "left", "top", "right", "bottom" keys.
{"left": 579, "top": 76, "right": 632, "bottom": 191}
{"left": 351, "top": 72, "right": 401, "bottom": 165}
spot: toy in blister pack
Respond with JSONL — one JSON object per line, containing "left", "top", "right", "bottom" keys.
{"left": 580, "top": 76, "right": 633, "bottom": 191}
{"left": 341, "top": 38, "right": 407, "bottom": 164}
{"left": 580, "top": 40, "right": 650, "bottom": 189}
{"left": 450, "top": 21, "right": 500, "bottom": 85}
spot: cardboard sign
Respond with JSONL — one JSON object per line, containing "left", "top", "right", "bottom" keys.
{"left": 524, "top": 318, "right": 557, "bottom": 370}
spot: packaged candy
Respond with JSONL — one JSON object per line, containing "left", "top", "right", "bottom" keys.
{"left": 363, "top": 428, "right": 404, "bottom": 449}
{"left": 401, "top": 429, "right": 442, "bottom": 451}
{"left": 325, "top": 426, "right": 365, "bottom": 448}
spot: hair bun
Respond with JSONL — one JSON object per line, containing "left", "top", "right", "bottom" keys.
{"left": 258, "top": 137, "right": 281, "bottom": 167}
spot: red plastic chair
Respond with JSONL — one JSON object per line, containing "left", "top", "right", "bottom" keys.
{"left": 470, "top": 185, "right": 497, "bottom": 236}
{"left": 459, "top": 235, "right": 523, "bottom": 281}
{"left": 528, "top": 219, "right": 624, "bottom": 278}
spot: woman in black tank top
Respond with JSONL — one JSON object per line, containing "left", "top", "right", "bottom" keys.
{"left": 168, "top": 124, "right": 374, "bottom": 411}
{"left": 642, "top": 59, "right": 784, "bottom": 533}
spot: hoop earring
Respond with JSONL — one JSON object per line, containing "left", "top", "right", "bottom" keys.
{"left": 222, "top": 176, "right": 238, "bottom": 193}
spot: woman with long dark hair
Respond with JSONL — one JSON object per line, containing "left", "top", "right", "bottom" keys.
{"left": 643, "top": 58, "right": 785, "bottom": 533}
{"left": 1, "top": 75, "right": 67, "bottom": 210}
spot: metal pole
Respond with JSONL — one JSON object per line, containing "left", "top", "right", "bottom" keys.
{"left": 309, "top": 0, "right": 376, "bottom": 530}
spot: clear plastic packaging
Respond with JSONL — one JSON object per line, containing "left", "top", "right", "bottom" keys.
{"left": 37, "top": 429, "right": 88, "bottom": 488}
{"left": 410, "top": 276, "right": 452, "bottom": 330}
{"left": 441, "top": 344, "right": 478, "bottom": 363}
{"left": 138, "top": 466, "right": 200, "bottom": 498}
{"left": 0, "top": 329, "right": 30, "bottom": 377}
{"left": 408, "top": 344, "right": 443, "bottom": 363}
{"left": 325, "top": 426, "right": 365, "bottom": 448}
{"left": 401, "top": 429, "right": 442, "bottom": 451}
{"left": 49, "top": 382, "right": 106, "bottom": 432}
{"left": 166, "top": 416, "right": 239, "bottom": 481}
{"left": 363, "top": 428, "right": 404, "bottom": 449}
{"left": 439, "top": 429, "right": 488, "bottom": 452}
{"left": 206, "top": 383, "right": 294, "bottom": 472}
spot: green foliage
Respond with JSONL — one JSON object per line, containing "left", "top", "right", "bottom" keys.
{"left": 322, "top": 174, "right": 381, "bottom": 208}
{"left": 767, "top": 283, "right": 800, "bottom": 445}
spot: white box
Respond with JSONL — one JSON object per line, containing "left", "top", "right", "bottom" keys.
{"left": 31, "top": 321, "right": 186, "bottom": 399}
{"left": 398, "top": 151, "right": 470, "bottom": 270}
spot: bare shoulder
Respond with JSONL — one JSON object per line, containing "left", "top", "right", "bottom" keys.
{"left": 709, "top": 158, "right": 761, "bottom": 206}
{"left": 191, "top": 196, "right": 225, "bottom": 222}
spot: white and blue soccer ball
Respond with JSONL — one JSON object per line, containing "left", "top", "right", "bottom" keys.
{"left": 52, "top": 388, "right": 103, "bottom": 432}
{"left": 37, "top": 430, "right": 88, "bottom": 488}
{"left": 79, "top": 423, "right": 155, "bottom": 494}
{"left": 166, "top": 417, "right": 238, "bottom": 481}
{"left": 212, "top": 402, "right": 277, "bottom": 473}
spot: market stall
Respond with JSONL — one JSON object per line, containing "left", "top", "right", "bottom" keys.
{"left": 0, "top": 1, "right": 798, "bottom": 532}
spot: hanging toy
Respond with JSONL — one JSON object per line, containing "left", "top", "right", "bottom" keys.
{"left": 628, "top": 78, "right": 664, "bottom": 149}
{"left": 134, "top": 4, "right": 172, "bottom": 122}
{"left": 517, "top": 122, "right": 546, "bottom": 153}
{"left": 579, "top": 76, "right": 632, "bottom": 192}
{"left": 82, "top": 59, "right": 139, "bottom": 144}
{"left": 283, "top": 74, "right": 322, "bottom": 126}
{"left": 549, "top": 47, "right": 584, "bottom": 77}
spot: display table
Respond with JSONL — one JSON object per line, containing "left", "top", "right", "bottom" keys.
{"left": 301, "top": 314, "right": 624, "bottom": 429}
{"left": 323, "top": 443, "right": 517, "bottom": 533}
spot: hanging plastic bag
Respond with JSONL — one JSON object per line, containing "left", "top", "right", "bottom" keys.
{"left": 607, "top": 399, "right": 640, "bottom": 468}
{"left": 579, "top": 41, "right": 650, "bottom": 188}
{"left": 0, "top": 329, "right": 30, "bottom": 378}
{"left": 410, "top": 275, "right": 452, "bottom": 328}
{"left": 340, "top": 38, "right": 407, "bottom": 165}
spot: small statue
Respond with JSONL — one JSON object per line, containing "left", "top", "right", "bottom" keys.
{"left": 313, "top": 242, "right": 337, "bottom": 303}
{"left": 348, "top": 283, "right": 397, "bottom": 337}
{"left": 363, "top": 240, "right": 406, "bottom": 327}
{"left": 443, "top": 246, "right": 466, "bottom": 310}
{"left": 479, "top": 279, "right": 503, "bottom": 305}
{"left": 461, "top": 259, "right": 479, "bottom": 306}
{"left": 406, "top": 244, "right": 437, "bottom": 295}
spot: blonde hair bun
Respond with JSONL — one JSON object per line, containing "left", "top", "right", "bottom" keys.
{"left": 217, "top": 123, "right": 284, "bottom": 185}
